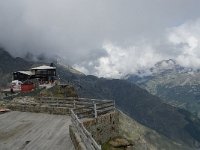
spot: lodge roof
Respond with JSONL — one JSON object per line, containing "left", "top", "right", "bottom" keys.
{"left": 17, "top": 71, "right": 33, "bottom": 76}
{"left": 31, "top": 65, "right": 56, "bottom": 70}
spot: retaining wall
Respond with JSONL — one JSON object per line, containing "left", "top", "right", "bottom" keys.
{"left": 82, "top": 111, "right": 119, "bottom": 145}
{"left": 6, "top": 104, "right": 70, "bottom": 115}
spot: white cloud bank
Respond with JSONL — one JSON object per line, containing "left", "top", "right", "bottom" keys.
{"left": 75, "top": 18, "right": 200, "bottom": 78}
{"left": 168, "top": 19, "right": 200, "bottom": 68}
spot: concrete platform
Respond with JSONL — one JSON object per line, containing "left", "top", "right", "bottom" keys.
{"left": 0, "top": 111, "right": 74, "bottom": 150}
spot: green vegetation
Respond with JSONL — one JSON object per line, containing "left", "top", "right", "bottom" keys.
{"left": 102, "top": 136, "right": 133, "bottom": 150}
{"left": 178, "top": 109, "right": 200, "bottom": 142}
{"left": 118, "top": 111, "right": 192, "bottom": 150}
{"left": 39, "top": 85, "right": 78, "bottom": 97}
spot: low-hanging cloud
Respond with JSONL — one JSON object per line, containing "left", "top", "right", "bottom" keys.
{"left": 75, "top": 19, "right": 200, "bottom": 78}
{"left": 74, "top": 42, "right": 163, "bottom": 78}
{"left": 0, "top": 0, "right": 200, "bottom": 77}
{"left": 168, "top": 19, "right": 200, "bottom": 68}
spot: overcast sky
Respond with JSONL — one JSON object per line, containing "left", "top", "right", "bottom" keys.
{"left": 0, "top": 0, "right": 200, "bottom": 77}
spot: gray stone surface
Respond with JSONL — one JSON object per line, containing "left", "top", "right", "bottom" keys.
{"left": 0, "top": 111, "right": 74, "bottom": 150}
{"left": 83, "top": 111, "right": 119, "bottom": 145}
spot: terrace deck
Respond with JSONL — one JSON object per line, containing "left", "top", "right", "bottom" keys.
{"left": 0, "top": 111, "right": 74, "bottom": 150}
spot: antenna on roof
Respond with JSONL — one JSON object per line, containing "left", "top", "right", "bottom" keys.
{"left": 50, "top": 63, "right": 54, "bottom": 67}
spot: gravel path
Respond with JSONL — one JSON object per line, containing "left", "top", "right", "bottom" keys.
{"left": 0, "top": 111, "right": 74, "bottom": 150}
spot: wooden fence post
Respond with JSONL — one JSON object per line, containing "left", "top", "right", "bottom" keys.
{"left": 73, "top": 98, "right": 76, "bottom": 109}
{"left": 94, "top": 101, "right": 97, "bottom": 118}
{"left": 114, "top": 100, "right": 115, "bottom": 112}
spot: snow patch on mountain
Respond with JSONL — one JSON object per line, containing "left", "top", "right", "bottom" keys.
{"left": 127, "top": 59, "right": 195, "bottom": 79}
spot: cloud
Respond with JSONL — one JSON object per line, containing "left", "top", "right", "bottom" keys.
{"left": 0, "top": 0, "right": 200, "bottom": 77}
{"left": 168, "top": 19, "right": 200, "bottom": 68}
{"left": 74, "top": 42, "right": 163, "bottom": 78}
{"left": 75, "top": 18, "right": 200, "bottom": 78}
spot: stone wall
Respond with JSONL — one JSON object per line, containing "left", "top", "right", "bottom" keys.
{"left": 6, "top": 104, "right": 70, "bottom": 115}
{"left": 82, "top": 111, "right": 119, "bottom": 145}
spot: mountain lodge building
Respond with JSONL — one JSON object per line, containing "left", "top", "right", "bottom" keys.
{"left": 31, "top": 65, "right": 56, "bottom": 83}
{"left": 13, "top": 65, "right": 56, "bottom": 83}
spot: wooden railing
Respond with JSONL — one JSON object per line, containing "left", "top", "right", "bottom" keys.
{"left": 6, "top": 96, "right": 115, "bottom": 149}
{"left": 37, "top": 97, "right": 115, "bottom": 119}
{"left": 38, "top": 97, "right": 115, "bottom": 150}
{"left": 71, "top": 109, "right": 101, "bottom": 150}
{"left": 71, "top": 98, "right": 115, "bottom": 150}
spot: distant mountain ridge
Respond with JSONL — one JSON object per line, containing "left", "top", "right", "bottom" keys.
{"left": 126, "top": 59, "right": 200, "bottom": 118}
{"left": 126, "top": 59, "right": 193, "bottom": 79}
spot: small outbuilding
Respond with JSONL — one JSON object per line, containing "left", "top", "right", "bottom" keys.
{"left": 13, "top": 71, "right": 33, "bottom": 82}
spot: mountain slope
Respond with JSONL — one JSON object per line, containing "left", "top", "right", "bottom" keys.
{"left": 0, "top": 48, "right": 33, "bottom": 86}
{"left": 118, "top": 110, "right": 193, "bottom": 150}
{"left": 0, "top": 48, "right": 33, "bottom": 73}
{"left": 68, "top": 76, "right": 200, "bottom": 148}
